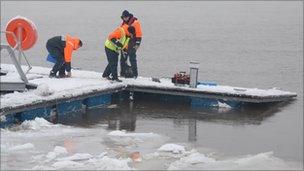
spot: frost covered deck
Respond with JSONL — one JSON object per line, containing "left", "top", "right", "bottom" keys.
{"left": 0, "top": 64, "right": 297, "bottom": 116}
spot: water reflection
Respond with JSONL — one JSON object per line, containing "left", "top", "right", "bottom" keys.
{"left": 54, "top": 98, "right": 294, "bottom": 143}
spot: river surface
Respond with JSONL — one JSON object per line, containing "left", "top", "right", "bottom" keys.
{"left": 1, "top": 1, "right": 303, "bottom": 170}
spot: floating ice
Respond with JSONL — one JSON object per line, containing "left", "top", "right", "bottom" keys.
{"left": 52, "top": 160, "right": 84, "bottom": 169}
{"left": 19, "top": 117, "right": 54, "bottom": 130}
{"left": 32, "top": 165, "right": 55, "bottom": 170}
{"left": 218, "top": 101, "right": 232, "bottom": 109}
{"left": 179, "top": 152, "right": 215, "bottom": 164}
{"left": 53, "top": 146, "right": 68, "bottom": 154}
{"left": 168, "top": 151, "right": 301, "bottom": 170}
{"left": 107, "top": 104, "right": 118, "bottom": 108}
{"left": 57, "top": 153, "right": 93, "bottom": 161}
{"left": 46, "top": 146, "right": 68, "bottom": 161}
{"left": 106, "top": 130, "right": 162, "bottom": 147}
{"left": 108, "top": 130, "right": 158, "bottom": 138}
{"left": 97, "top": 152, "right": 108, "bottom": 158}
{"left": 9, "top": 143, "right": 34, "bottom": 151}
{"left": 53, "top": 154, "right": 133, "bottom": 170}
{"left": 158, "top": 143, "right": 186, "bottom": 154}
{"left": 86, "top": 156, "right": 132, "bottom": 170}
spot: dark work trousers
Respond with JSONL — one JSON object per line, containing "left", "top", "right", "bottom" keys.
{"left": 103, "top": 47, "right": 119, "bottom": 80}
{"left": 120, "top": 52, "right": 128, "bottom": 76}
{"left": 128, "top": 48, "right": 138, "bottom": 77}
{"left": 46, "top": 42, "right": 65, "bottom": 75}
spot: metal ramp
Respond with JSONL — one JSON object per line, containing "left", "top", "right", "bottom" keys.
{"left": 1, "top": 31, "right": 37, "bottom": 92}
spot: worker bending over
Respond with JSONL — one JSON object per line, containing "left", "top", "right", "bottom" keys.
{"left": 46, "top": 35, "right": 82, "bottom": 78}
{"left": 102, "top": 25, "right": 135, "bottom": 82}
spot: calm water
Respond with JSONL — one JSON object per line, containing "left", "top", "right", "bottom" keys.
{"left": 1, "top": 1, "right": 303, "bottom": 169}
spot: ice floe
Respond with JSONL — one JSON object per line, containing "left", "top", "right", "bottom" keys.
{"left": 46, "top": 146, "right": 68, "bottom": 162}
{"left": 158, "top": 143, "right": 186, "bottom": 154}
{"left": 1, "top": 118, "right": 302, "bottom": 170}
{"left": 108, "top": 130, "right": 159, "bottom": 138}
{"left": 9, "top": 143, "right": 34, "bottom": 151}
{"left": 19, "top": 117, "right": 55, "bottom": 130}
{"left": 167, "top": 150, "right": 301, "bottom": 170}
{"left": 56, "top": 153, "right": 93, "bottom": 162}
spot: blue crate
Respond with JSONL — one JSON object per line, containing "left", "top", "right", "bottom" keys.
{"left": 56, "top": 100, "right": 83, "bottom": 115}
{"left": 0, "top": 114, "right": 16, "bottom": 128}
{"left": 191, "top": 97, "right": 218, "bottom": 108}
{"left": 20, "top": 107, "right": 52, "bottom": 121}
{"left": 83, "top": 94, "right": 112, "bottom": 108}
{"left": 46, "top": 54, "right": 56, "bottom": 63}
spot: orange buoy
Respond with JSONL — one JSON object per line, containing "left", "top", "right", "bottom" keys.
{"left": 5, "top": 16, "right": 38, "bottom": 50}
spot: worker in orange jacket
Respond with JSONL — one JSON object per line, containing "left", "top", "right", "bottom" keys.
{"left": 102, "top": 25, "right": 135, "bottom": 82}
{"left": 46, "top": 35, "right": 82, "bottom": 78}
{"left": 120, "top": 10, "right": 142, "bottom": 78}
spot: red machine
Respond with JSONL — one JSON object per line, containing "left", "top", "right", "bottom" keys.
{"left": 171, "top": 71, "right": 190, "bottom": 85}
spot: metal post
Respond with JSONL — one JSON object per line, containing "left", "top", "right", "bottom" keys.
{"left": 188, "top": 118, "right": 197, "bottom": 142}
{"left": 17, "top": 26, "right": 22, "bottom": 63}
{"left": 129, "top": 91, "right": 134, "bottom": 101}
{"left": 21, "top": 50, "right": 32, "bottom": 74}
{"left": 189, "top": 61, "right": 199, "bottom": 88}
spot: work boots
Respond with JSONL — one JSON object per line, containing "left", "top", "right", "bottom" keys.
{"left": 112, "top": 79, "right": 122, "bottom": 82}
{"left": 49, "top": 71, "right": 56, "bottom": 78}
{"left": 102, "top": 76, "right": 112, "bottom": 80}
{"left": 59, "top": 73, "right": 67, "bottom": 78}
{"left": 49, "top": 71, "right": 67, "bottom": 78}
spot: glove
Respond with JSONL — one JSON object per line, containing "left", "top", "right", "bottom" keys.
{"left": 122, "top": 50, "right": 128, "bottom": 56}
{"left": 111, "top": 38, "right": 123, "bottom": 48}
{"left": 116, "top": 41, "right": 123, "bottom": 48}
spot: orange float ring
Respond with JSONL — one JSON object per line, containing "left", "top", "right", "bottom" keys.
{"left": 5, "top": 16, "right": 38, "bottom": 50}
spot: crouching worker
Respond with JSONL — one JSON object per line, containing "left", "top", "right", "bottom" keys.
{"left": 102, "top": 25, "right": 133, "bottom": 82}
{"left": 46, "top": 35, "right": 82, "bottom": 78}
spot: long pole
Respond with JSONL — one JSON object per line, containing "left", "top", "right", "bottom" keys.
{"left": 17, "top": 26, "right": 22, "bottom": 63}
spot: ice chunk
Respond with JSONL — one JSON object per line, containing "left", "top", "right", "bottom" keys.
{"left": 218, "top": 101, "right": 232, "bottom": 109}
{"left": 97, "top": 152, "right": 108, "bottom": 158}
{"left": 90, "top": 156, "right": 132, "bottom": 170}
{"left": 57, "top": 153, "right": 93, "bottom": 161}
{"left": 32, "top": 165, "right": 55, "bottom": 170}
{"left": 52, "top": 160, "right": 83, "bottom": 169}
{"left": 180, "top": 152, "right": 215, "bottom": 164}
{"left": 158, "top": 143, "right": 186, "bottom": 154}
{"left": 20, "top": 117, "right": 54, "bottom": 130}
{"left": 46, "top": 146, "right": 68, "bottom": 161}
{"left": 9, "top": 143, "right": 34, "bottom": 151}
{"left": 168, "top": 151, "right": 302, "bottom": 170}
{"left": 54, "top": 146, "right": 68, "bottom": 154}
{"left": 108, "top": 130, "right": 158, "bottom": 138}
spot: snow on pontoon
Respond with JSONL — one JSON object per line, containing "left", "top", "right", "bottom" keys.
{"left": 0, "top": 63, "right": 297, "bottom": 115}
